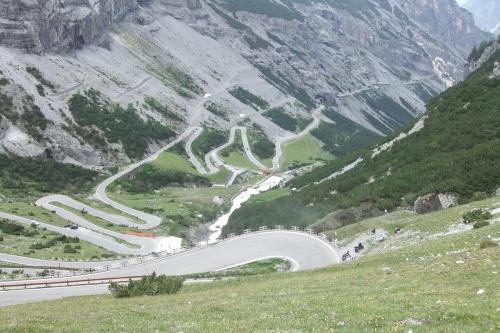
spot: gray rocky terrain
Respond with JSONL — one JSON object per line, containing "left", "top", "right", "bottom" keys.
{"left": 0, "top": 0, "right": 490, "bottom": 167}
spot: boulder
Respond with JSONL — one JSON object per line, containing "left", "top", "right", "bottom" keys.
{"left": 414, "top": 193, "right": 457, "bottom": 214}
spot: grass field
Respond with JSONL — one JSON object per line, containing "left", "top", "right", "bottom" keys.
{"left": 281, "top": 133, "right": 333, "bottom": 170}
{"left": 221, "top": 131, "right": 260, "bottom": 171}
{"left": 108, "top": 185, "right": 242, "bottom": 239}
{"left": 1, "top": 201, "right": 498, "bottom": 332}
{"left": 221, "top": 151, "right": 259, "bottom": 171}
{"left": 152, "top": 151, "right": 199, "bottom": 174}
{"left": 0, "top": 202, "right": 71, "bottom": 228}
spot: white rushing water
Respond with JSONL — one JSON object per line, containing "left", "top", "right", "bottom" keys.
{"left": 206, "top": 176, "right": 284, "bottom": 243}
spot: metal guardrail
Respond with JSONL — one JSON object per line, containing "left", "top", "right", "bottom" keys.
{"left": 1, "top": 225, "right": 331, "bottom": 284}
{"left": 0, "top": 276, "right": 146, "bottom": 290}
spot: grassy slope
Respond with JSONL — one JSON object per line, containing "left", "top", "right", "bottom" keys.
{"left": 281, "top": 133, "right": 333, "bottom": 170}
{"left": 2, "top": 199, "right": 499, "bottom": 332}
{"left": 221, "top": 131, "right": 259, "bottom": 171}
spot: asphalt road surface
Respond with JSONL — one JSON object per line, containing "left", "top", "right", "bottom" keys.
{"left": 0, "top": 231, "right": 338, "bottom": 306}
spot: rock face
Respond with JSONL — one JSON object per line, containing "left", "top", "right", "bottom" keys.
{"left": 465, "top": 35, "right": 500, "bottom": 77}
{"left": 414, "top": 193, "right": 457, "bottom": 214}
{"left": 167, "top": 0, "right": 490, "bottom": 134}
{"left": 312, "top": 202, "right": 382, "bottom": 232}
{"left": 0, "top": 0, "right": 138, "bottom": 53}
{"left": 0, "top": 0, "right": 492, "bottom": 167}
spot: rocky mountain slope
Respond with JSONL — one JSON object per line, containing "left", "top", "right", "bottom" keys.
{"left": 0, "top": 0, "right": 490, "bottom": 167}
{"left": 225, "top": 43, "right": 500, "bottom": 235}
{"left": 463, "top": 0, "right": 500, "bottom": 35}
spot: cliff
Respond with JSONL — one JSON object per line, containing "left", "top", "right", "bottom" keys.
{"left": 0, "top": 0, "right": 137, "bottom": 53}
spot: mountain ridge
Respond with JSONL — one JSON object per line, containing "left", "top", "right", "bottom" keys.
{"left": 0, "top": 0, "right": 490, "bottom": 168}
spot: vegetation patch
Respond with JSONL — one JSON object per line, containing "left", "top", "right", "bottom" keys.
{"left": 117, "top": 164, "right": 211, "bottom": 193}
{"left": 206, "top": 3, "right": 271, "bottom": 49}
{"left": 144, "top": 97, "right": 183, "bottom": 122}
{"left": 229, "top": 87, "right": 270, "bottom": 110}
{"left": 280, "top": 133, "right": 333, "bottom": 170}
{"left": 0, "top": 219, "right": 114, "bottom": 260}
{"left": 204, "top": 101, "right": 230, "bottom": 121}
{"left": 311, "top": 110, "right": 380, "bottom": 155}
{"left": 263, "top": 107, "right": 306, "bottom": 132}
{"left": 68, "top": 89, "right": 175, "bottom": 159}
{"left": 109, "top": 273, "right": 184, "bottom": 298}
{"left": 26, "top": 66, "right": 54, "bottom": 96}
{"left": 361, "top": 91, "right": 415, "bottom": 128}
{"left": 468, "top": 40, "right": 494, "bottom": 62}
{"left": 191, "top": 127, "right": 227, "bottom": 160}
{"left": 220, "top": 0, "right": 304, "bottom": 21}
{"left": 0, "top": 154, "right": 98, "bottom": 195}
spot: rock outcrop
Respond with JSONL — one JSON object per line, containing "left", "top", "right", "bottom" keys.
{"left": 465, "top": 35, "right": 500, "bottom": 77}
{"left": 0, "top": 0, "right": 138, "bottom": 53}
{"left": 414, "top": 193, "right": 457, "bottom": 214}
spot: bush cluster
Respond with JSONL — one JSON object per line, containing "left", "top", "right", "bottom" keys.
{"left": 463, "top": 209, "right": 492, "bottom": 224}
{"left": 109, "top": 273, "right": 184, "bottom": 298}
{"left": 68, "top": 89, "right": 174, "bottom": 159}
{"left": 30, "top": 235, "right": 79, "bottom": 250}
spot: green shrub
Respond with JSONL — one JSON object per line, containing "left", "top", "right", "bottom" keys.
{"left": 463, "top": 209, "right": 492, "bottom": 224}
{"left": 26, "top": 66, "right": 54, "bottom": 89}
{"left": 229, "top": 87, "right": 269, "bottom": 110}
{"left": 473, "top": 220, "right": 490, "bottom": 229}
{"left": 263, "top": 107, "right": 297, "bottom": 132}
{"left": 109, "top": 273, "right": 184, "bottom": 298}
{"left": 0, "top": 154, "right": 97, "bottom": 194}
{"left": 68, "top": 89, "right": 174, "bottom": 159}
{"left": 252, "top": 137, "right": 275, "bottom": 159}
{"left": 119, "top": 165, "right": 211, "bottom": 192}
{"left": 0, "top": 220, "right": 25, "bottom": 235}
{"left": 36, "top": 84, "right": 45, "bottom": 96}
{"left": 63, "top": 245, "right": 77, "bottom": 253}
{"left": 144, "top": 97, "right": 183, "bottom": 122}
{"left": 204, "top": 101, "right": 230, "bottom": 121}
{"left": 480, "top": 239, "right": 498, "bottom": 249}
{"left": 191, "top": 127, "right": 227, "bottom": 158}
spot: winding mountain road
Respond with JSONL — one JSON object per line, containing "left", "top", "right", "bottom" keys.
{"left": 0, "top": 231, "right": 339, "bottom": 306}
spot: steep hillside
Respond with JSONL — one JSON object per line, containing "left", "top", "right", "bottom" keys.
{"left": 0, "top": 0, "right": 490, "bottom": 167}
{"left": 463, "top": 0, "right": 500, "bottom": 35}
{"left": 224, "top": 46, "right": 500, "bottom": 235}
